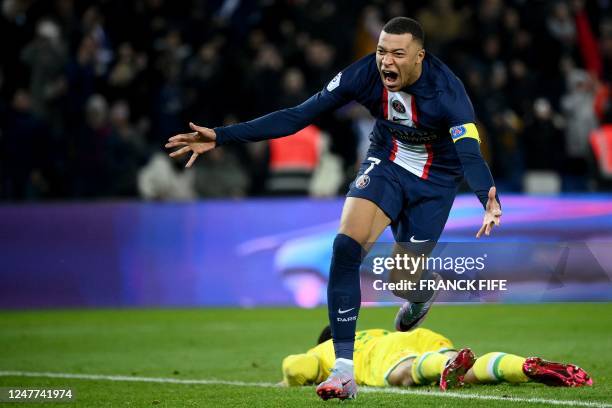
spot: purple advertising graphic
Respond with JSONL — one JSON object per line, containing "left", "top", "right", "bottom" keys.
{"left": 1, "top": 195, "right": 612, "bottom": 309}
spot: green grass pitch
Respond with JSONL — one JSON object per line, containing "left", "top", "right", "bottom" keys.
{"left": 0, "top": 303, "right": 610, "bottom": 407}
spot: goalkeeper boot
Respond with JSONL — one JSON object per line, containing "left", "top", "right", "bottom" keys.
{"left": 394, "top": 272, "right": 441, "bottom": 332}
{"left": 440, "top": 348, "right": 476, "bottom": 391}
{"left": 523, "top": 357, "right": 593, "bottom": 387}
{"left": 316, "top": 359, "right": 357, "bottom": 400}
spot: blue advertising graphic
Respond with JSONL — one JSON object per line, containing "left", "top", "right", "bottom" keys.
{"left": 1, "top": 195, "right": 611, "bottom": 308}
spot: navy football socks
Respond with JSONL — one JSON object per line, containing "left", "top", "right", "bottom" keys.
{"left": 328, "top": 234, "right": 364, "bottom": 361}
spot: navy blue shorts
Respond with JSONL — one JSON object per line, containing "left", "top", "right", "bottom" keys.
{"left": 347, "top": 149, "right": 457, "bottom": 243}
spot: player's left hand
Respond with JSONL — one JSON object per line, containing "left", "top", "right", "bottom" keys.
{"left": 476, "top": 186, "right": 501, "bottom": 238}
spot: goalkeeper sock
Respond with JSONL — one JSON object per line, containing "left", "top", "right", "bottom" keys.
{"left": 411, "top": 352, "right": 450, "bottom": 385}
{"left": 328, "top": 234, "right": 363, "bottom": 361}
{"left": 472, "top": 352, "right": 529, "bottom": 383}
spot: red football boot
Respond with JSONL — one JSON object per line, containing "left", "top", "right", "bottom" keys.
{"left": 440, "top": 348, "right": 476, "bottom": 391}
{"left": 523, "top": 357, "right": 593, "bottom": 387}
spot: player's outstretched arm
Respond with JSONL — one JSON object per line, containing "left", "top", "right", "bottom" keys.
{"left": 166, "top": 88, "right": 340, "bottom": 168}
{"left": 212, "top": 89, "right": 348, "bottom": 147}
{"left": 476, "top": 186, "right": 502, "bottom": 238}
{"left": 444, "top": 75, "right": 502, "bottom": 237}
{"left": 165, "top": 122, "right": 216, "bottom": 168}
{"left": 166, "top": 57, "right": 368, "bottom": 166}
{"left": 452, "top": 135, "right": 502, "bottom": 238}
{"left": 208, "top": 59, "right": 367, "bottom": 147}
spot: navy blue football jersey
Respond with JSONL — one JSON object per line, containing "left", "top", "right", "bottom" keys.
{"left": 214, "top": 52, "right": 493, "bottom": 205}
{"left": 316, "top": 52, "right": 479, "bottom": 187}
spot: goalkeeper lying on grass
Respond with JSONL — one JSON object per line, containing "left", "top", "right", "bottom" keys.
{"left": 281, "top": 327, "right": 592, "bottom": 395}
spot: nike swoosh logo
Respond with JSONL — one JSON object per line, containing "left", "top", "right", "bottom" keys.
{"left": 338, "top": 307, "right": 355, "bottom": 314}
{"left": 410, "top": 236, "right": 430, "bottom": 243}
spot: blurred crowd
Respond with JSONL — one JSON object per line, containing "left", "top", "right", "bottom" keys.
{"left": 1, "top": 0, "right": 611, "bottom": 201}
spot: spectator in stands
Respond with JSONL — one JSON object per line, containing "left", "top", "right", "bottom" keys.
{"left": 416, "top": 0, "right": 470, "bottom": 55}
{"left": 1, "top": 89, "right": 49, "bottom": 199}
{"left": 266, "top": 125, "right": 321, "bottom": 196}
{"left": 106, "top": 100, "right": 148, "bottom": 197}
{"left": 72, "top": 94, "right": 111, "bottom": 197}
{"left": 194, "top": 148, "right": 249, "bottom": 198}
{"left": 138, "top": 151, "right": 196, "bottom": 201}
{"left": 21, "top": 19, "right": 67, "bottom": 131}
{"left": 524, "top": 98, "right": 565, "bottom": 173}
{"left": 561, "top": 69, "right": 598, "bottom": 190}
{"left": 65, "top": 35, "right": 97, "bottom": 128}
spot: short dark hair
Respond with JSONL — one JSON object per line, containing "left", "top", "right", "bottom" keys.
{"left": 317, "top": 325, "right": 332, "bottom": 345}
{"left": 382, "top": 17, "right": 425, "bottom": 45}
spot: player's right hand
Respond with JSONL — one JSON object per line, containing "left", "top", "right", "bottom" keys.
{"left": 165, "top": 122, "right": 217, "bottom": 168}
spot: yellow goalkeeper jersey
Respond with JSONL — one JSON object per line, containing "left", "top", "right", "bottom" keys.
{"left": 307, "top": 328, "right": 454, "bottom": 386}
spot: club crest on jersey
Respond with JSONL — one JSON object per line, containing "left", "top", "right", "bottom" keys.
{"left": 391, "top": 99, "right": 406, "bottom": 114}
{"left": 355, "top": 174, "right": 370, "bottom": 189}
{"left": 327, "top": 72, "right": 342, "bottom": 92}
{"left": 450, "top": 125, "right": 467, "bottom": 140}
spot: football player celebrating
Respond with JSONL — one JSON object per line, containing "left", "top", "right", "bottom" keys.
{"left": 166, "top": 17, "right": 502, "bottom": 400}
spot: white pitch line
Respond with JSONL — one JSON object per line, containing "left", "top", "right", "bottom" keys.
{"left": 0, "top": 370, "right": 609, "bottom": 408}
{"left": 360, "top": 386, "right": 612, "bottom": 407}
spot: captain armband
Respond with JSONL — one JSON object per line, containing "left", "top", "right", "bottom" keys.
{"left": 449, "top": 123, "right": 480, "bottom": 143}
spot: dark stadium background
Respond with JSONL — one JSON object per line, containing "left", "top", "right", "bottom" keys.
{"left": 0, "top": 0, "right": 611, "bottom": 201}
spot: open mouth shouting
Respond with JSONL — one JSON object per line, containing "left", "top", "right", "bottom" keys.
{"left": 381, "top": 69, "right": 400, "bottom": 89}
